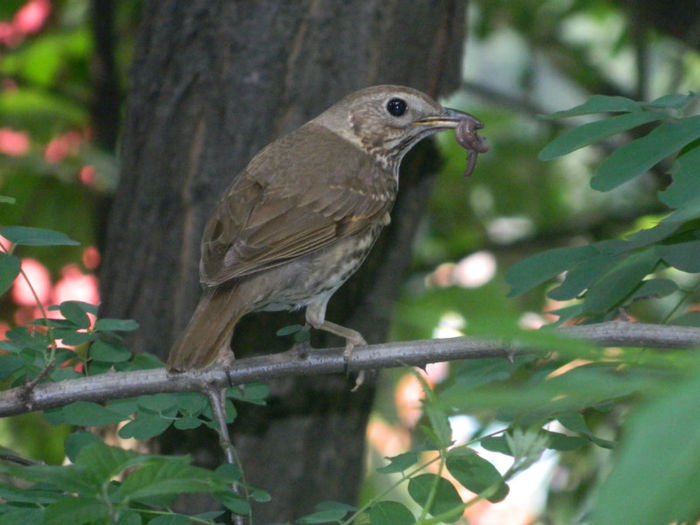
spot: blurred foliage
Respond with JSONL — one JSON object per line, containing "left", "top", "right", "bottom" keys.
{"left": 380, "top": 1, "right": 700, "bottom": 524}
{"left": 1, "top": 0, "right": 700, "bottom": 524}
{"left": 0, "top": 0, "right": 140, "bottom": 272}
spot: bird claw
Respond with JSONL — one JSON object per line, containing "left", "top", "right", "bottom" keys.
{"left": 343, "top": 335, "right": 367, "bottom": 390}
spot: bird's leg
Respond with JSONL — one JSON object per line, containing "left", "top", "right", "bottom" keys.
{"left": 305, "top": 301, "right": 367, "bottom": 373}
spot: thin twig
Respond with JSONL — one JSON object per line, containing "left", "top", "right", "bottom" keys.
{"left": 204, "top": 386, "right": 249, "bottom": 525}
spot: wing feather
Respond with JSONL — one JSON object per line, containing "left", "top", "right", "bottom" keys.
{"left": 200, "top": 123, "right": 396, "bottom": 285}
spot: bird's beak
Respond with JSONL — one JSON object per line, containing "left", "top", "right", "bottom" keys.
{"left": 413, "top": 108, "right": 483, "bottom": 130}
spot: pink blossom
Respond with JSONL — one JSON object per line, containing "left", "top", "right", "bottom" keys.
{"left": 0, "top": 127, "right": 30, "bottom": 156}
{"left": 0, "top": 22, "right": 21, "bottom": 47}
{"left": 79, "top": 165, "right": 96, "bottom": 185}
{"left": 0, "top": 235, "right": 11, "bottom": 251}
{"left": 13, "top": 0, "right": 51, "bottom": 35}
{"left": 81, "top": 246, "right": 100, "bottom": 270}
{"left": 52, "top": 264, "right": 99, "bottom": 306}
{"left": 11, "top": 258, "right": 51, "bottom": 306}
{"left": 44, "top": 130, "right": 82, "bottom": 163}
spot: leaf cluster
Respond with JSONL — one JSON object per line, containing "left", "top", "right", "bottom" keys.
{"left": 508, "top": 93, "right": 700, "bottom": 324}
{"left": 0, "top": 436, "right": 267, "bottom": 524}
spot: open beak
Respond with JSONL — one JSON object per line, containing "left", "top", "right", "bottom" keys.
{"left": 413, "top": 108, "right": 484, "bottom": 130}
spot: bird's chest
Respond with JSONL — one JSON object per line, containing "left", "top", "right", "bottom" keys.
{"left": 262, "top": 224, "right": 383, "bottom": 311}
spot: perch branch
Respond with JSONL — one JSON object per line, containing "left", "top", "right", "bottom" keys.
{"left": 0, "top": 321, "right": 698, "bottom": 418}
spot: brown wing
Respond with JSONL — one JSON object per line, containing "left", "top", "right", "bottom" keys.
{"left": 200, "top": 123, "right": 396, "bottom": 286}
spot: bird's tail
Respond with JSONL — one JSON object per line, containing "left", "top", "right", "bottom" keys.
{"left": 166, "top": 284, "right": 244, "bottom": 372}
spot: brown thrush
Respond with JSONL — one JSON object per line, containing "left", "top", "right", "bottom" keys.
{"left": 167, "top": 85, "right": 485, "bottom": 372}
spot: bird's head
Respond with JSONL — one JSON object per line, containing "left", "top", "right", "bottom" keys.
{"left": 314, "top": 85, "right": 483, "bottom": 170}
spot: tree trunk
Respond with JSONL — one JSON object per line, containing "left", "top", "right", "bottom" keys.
{"left": 99, "top": 1, "right": 466, "bottom": 521}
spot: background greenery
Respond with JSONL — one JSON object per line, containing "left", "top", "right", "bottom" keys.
{"left": 0, "top": 1, "right": 699, "bottom": 524}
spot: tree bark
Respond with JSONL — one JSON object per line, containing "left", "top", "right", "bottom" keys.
{"left": 99, "top": 1, "right": 466, "bottom": 520}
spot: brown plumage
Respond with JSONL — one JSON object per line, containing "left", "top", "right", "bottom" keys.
{"left": 167, "top": 85, "right": 485, "bottom": 372}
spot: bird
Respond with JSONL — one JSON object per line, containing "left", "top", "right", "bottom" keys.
{"left": 166, "top": 85, "right": 485, "bottom": 372}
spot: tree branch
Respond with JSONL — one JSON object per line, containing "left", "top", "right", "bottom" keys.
{"left": 0, "top": 321, "right": 697, "bottom": 418}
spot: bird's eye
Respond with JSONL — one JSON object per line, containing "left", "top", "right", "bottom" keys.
{"left": 386, "top": 98, "right": 407, "bottom": 117}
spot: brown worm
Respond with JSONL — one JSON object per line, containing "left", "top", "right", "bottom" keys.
{"left": 456, "top": 116, "right": 489, "bottom": 177}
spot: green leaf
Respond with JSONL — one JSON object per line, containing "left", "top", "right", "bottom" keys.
{"left": 0, "top": 480, "right": 60, "bottom": 505}
{"left": 43, "top": 496, "right": 109, "bottom": 525}
{"left": 558, "top": 412, "right": 616, "bottom": 449}
{"left": 557, "top": 412, "right": 591, "bottom": 434}
{"left": 75, "top": 442, "right": 146, "bottom": 481}
{"left": 57, "top": 302, "right": 93, "bottom": 328}
{"left": 0, "top": 88, "right": 87, "bottom": 130}
{"left": 137, "top": 393, "right": 178, "bottom": 412}
{"left": 0, "top": 252, "right": 21, "bottom": 296}
{"left": 172, "top": 392, "right": 208, "bottom": 412}
{"left": 250, "top": 488, "right": 272, "bottom": 503}
{"left": 625, "top": 278, "right": 678, "bottom": 303}
{"left": 215, "top": 491, "right": 251, "bottom": 515}
{"left": 657, "top": 240, "right": 700, "bottom": 272}
{"left": 644, "top": 93, "right": 696, "bottom": 109}
{"left": 275, "top": 324, "right": 303, "bottom": 336}
{"left": 481, "top": 435, "right": 513, "bottom": 455}
{"left": 424, "top": 403, "right": 452, "bottom": 450}
{"left": 539, "top": 111, "right": 664, "bottom": 160}
{"left": 547, "top": 253, "right": 615, "bottom": 301}
{"left": 119, "top": 460, "right": 216, "bottom": 501}
{"left": 624, "top": 219, "right": 683, "bottom": 250}
{"left": 0, "top": 507, "right": 45, "bottom": 523}
{"left": 506, "top": 245, "right": 597, "bottom": 297}
{"left": 0, "top": 195, "right": 17, "bottom": 204}
{"left": 659, "top": 145, "right": 700, "bottom": 208}
{"left": 116, "top": 510, "right": 142, "bottom": 525}
{"left": 545, "top": 95, "right": 641, "bottom": 118}
{"left": 94, "top": 318, "right": 139, "bottom": 332}
{"left": 51, "top": 367, "right": 81, "bottom": 381}
{"left": 670, "top": 311, "right": 700, "bottom": 327}
{"left": 582, "top": 248, "right": 660, "bottom": 314}
{"left": 369, "top": 501, "right": 415, "bottom": 525}
{"left": 64, "top": 431, "right": 101, "bottom": 462}
{"left": 0, "top": 354, "right": 23, "bottom": 379}
{"left": 376, "top": 452, "right": 419, "bottom": 473}
{"left": 227, "top": 383, "right": 269, "bottom": 405}
{"left": 407, "top": 474, "right": 463, "bottom": 523}
{"left": 543, "top": 430, "right": 587, "bottom": 451}
{"left": 296, "top": 502, "right": 354, "bottom": 524}
{"left": 149, "top": 515, "right": 192, "bottom": 525}
{"left": 0, "top": 226, "right": 80, "bottom": 247}
{"left": 214, "top": 463, "right": 242, "bottom": 482}
{"left": 442, "top": 364, "right": 648, "bottom": 424}
{"left": 89, "top": 340, "right": 131, "bottom": 363}
{"left": 316, "top": 501, "right": 357, "bottom": 513}
{"left": 106, "top": 398, "right": 139, "bottom": 417}
{"left": 445, "top": 358, "right": 517, "bottom": 392}
{"left": 173, "top": 416, "right": 203, "bottom": 430}
{"left": 446, "top": 448, "right": 509, "bottom": 502}
{"left": 119, "top": 413, "right": 172, "bottom": 440}
{"left": 593, "top": 375, "right": 700, "bottom": 525}
{"left": 53, "top": 328, "right": 95, "bottom": 346}
{"left": 593, "top": 115, "right": 700, "bottom": 191}
{"left": 666, "top": 193, "right": 700, "bottom": 224}
{"left": 61, "top": 402, "right": 127, "bottom": 427}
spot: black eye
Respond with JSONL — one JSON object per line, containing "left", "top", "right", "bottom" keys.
{"left": 386, "top": 98, "right": 407, "bottom": 117}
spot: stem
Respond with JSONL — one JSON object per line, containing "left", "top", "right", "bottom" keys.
{"left": 339, "top": 454, "right": 443, "bottom": 525}
{"left": 16, "top": 265, "right": 59, "bottom": 369}
{"left": 662, "top": 280, "right": 699, "bottom": 324}
{"left": 417, "top": 450, "right": 446, "bottom": 523}
{"left": 204, "top": 386, "right": 251, "bottom": 525}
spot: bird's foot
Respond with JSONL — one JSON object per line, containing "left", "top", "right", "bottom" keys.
{"left": 343, "top": 334, "right": 367, "bottom": 391}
